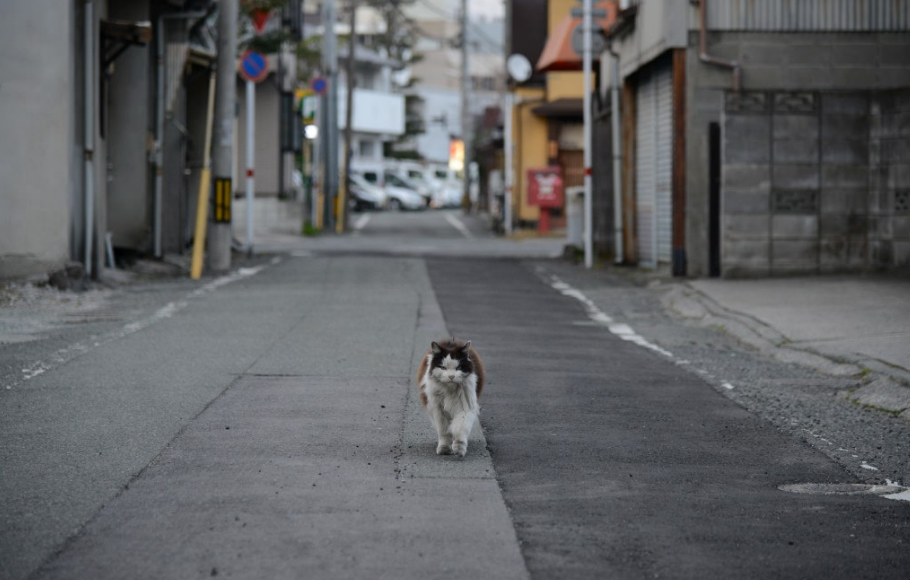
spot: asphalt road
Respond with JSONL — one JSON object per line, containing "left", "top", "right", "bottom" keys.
{"left": 428, "top": 256, "right": 910, "bottom": 578}
{"left": 2, "top": 208, "right": 908, "bottom": 579}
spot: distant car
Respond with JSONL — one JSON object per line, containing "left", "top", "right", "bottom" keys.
{"left": 418, "top": 165, "right": 464, "bottom": 208}
{"left": 348, "top": 174, "right": 388, "bottom": 211}
{"left": 433, "top": 184, "right": 464, "bottom": 208}
{"left": 384, "top": 173, "right": 431, "bottom": 207}
{"left": 383, "top": 182, "right": 427, "bottom": 211}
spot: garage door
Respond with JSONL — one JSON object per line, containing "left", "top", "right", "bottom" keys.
{"left": 635, "top": 62, "right": 673, "bottom": 267}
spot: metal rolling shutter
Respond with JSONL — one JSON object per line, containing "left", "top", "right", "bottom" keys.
{"left": 635, "top": 62, "right": 673, "bottom": 268}
{"left": 635, "top": 70, "right": 656, "bottom": 267}
{"left": 655, "top": 65, "right": 673, "bottom": 264}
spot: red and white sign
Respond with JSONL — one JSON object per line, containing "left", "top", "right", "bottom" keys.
{"left": 527, "top": 167, "right": 564, "bottom": 209}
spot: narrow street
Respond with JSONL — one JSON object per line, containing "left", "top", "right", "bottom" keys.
{"left": 2, "top": 209, "right": 909, "bottom": 579}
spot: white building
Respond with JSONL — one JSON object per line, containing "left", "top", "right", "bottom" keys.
{"left": 401, "top": 1, "right": 505, "bottom": 163}
{"left": 337, "top": 46, "right": 405, "bottom": 167}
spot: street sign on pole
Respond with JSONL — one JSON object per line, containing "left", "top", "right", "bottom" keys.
{"left": 236, "top": 50, "right": 266, "bottom": 251}
{"left": 571, "top": 25, "right": 606, "bottom": 56}
{"left": 311, "top": 76, "right": 327, "bottom": 95}
{"left": 297, "top": 88, "right": 317, "bottom": 123}
{"left": 241, "top": 0, "right": 271, "bottom": 34}
{"left": 239, "top": 50, "right": 269, "bottom": 83}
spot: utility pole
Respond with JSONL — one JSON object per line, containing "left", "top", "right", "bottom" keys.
{"left": 582, "top": 0, "right": 593, "bottom": 269}
{"left": 209, "top": 0, "right": 237, "bottom": 272}
{"left": 338, "top": 0, "right": 356, "bottom": 233}
{"left": 460, "top": 0, "right": 470, "bottom": 209}
{"left": 321, "top": 0, "right": 339, "bottom": 230}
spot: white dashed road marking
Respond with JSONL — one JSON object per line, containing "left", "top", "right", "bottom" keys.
{"left": 444, "top": 213, "right": 474, "bottom": 239}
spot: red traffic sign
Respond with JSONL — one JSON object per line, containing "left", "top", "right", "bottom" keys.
{"left": 239, "top": 50, "right": 269, "bottom": 83}
{"left": 241, "top": 0, "right": 271, "bottom": 34}
{"left": 250, "top": 9, "right": 271, "bottom": 33}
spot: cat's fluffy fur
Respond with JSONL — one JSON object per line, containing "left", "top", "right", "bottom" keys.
{"left": 417, "top": 338, "right": 485, "bottom": 457}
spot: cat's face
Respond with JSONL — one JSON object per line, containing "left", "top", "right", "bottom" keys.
{"left": 429, "top": 341, "right": 474, "bottom": 385}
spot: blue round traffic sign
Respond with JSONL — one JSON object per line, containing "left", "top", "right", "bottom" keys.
{"left": 311, "top": 76, "right": 327, "bottom": 95}
{"left": 239, "top": 50, "right": 269, "bottom": 83}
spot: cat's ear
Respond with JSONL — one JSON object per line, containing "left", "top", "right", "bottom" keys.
{"left": 431, "top": 342, "right": 443, "bottom": 354}
{"left": 461, "top": 340, "right": 471, "bottom": 352}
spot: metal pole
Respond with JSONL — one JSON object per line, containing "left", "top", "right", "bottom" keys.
{"left": 246, "top": 80, "right": 255, "bottom": 249}
{"left": 312, "top": 98, "right": 322, "bottom": 229}
{"left": 83, "top": 1, "right": 94, "bottom": 277}
{"left": 460, "top": 0, "right": 470, "bottom": 209}
{"left": 208, "top": 0, "right": 237, "bottom": 272}
{"left": 277, "top": 47, "right": 285, "bottom": 199}
{"left": 503, "top": 91, "right": 513, "bottom": 236}
{"left": 322, "top": 0, "right": 338, "bottom": 230}
{"left": 611, "top": 53, "right": 623, "bottom": 263}
{"left": 191, "top": 70, "right": 218, "bottom": 279}
{"left": 582, "top": 0, "right": 593, "bottom": 269}
{"left": 154, "top": 13, "right": 164, "bottom": 259}
{"left": 338, "top": 0, "right": 356, "bottom": 234}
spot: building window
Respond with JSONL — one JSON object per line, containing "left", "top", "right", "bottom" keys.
{"left": 359, "top": 140, "right": 375, "bottom": 159}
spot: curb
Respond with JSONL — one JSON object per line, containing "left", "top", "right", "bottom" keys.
{"left": 660, "top": 282, "right": 910, "bottom": 421}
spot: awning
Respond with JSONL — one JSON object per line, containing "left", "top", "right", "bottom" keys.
{"left": 532, "top": 98, "right": 583, "bottom": 119}
{"left": 536, "top": 1, "right": 618, "bottom": 72}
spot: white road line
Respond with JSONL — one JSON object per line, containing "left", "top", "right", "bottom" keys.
{"left": 547, "top": 275, "right": 673, "bottom": 359}
{"left": 7, "top": 262, "right": 275, "bottom": 391}
{"left": 354, "top": 214, "right": 371, "bottom": 231}
{"left": 444, "top": 213, "right": 474, "bottom": 239}
{"left": 884, "top": 480, "right": 910, "bottom": 502}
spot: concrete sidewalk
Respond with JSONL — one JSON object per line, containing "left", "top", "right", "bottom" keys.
{"left": 663, "top": 275, "right": 910, "bottom": 420}
{"left": 3, "top": 255, "right": 528, "bottom": 580}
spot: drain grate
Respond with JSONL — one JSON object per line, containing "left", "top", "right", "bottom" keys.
{"left": 779, "top": 483, "right": 904, "bottom": 496}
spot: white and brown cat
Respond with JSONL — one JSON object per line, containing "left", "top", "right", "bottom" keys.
{"left": 417, "top": 338, "right": 485, "bottom": 457}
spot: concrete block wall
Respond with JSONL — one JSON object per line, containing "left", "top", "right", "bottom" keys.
{"left": 721, "top": 96, "right": 771, "bottom": 277}
{"left": 769, "top": 94, "right": 821, "bottom": 275}
{"left": 722, "top": 89, "right": 910, "bottom": 276}
{"left": 819, "top": 93, "right": 869, "bottom": 272}
{"left": 870, "top": 89, "right": 910, "bottom": 269}
{"left": 684, "top": 31, "right": 910, "bottom": 277}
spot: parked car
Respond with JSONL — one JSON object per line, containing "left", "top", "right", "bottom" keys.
{"left": 387, "top": 163, "right": 450, "bottom": 208}
{"left": 348, "top": 174, "right": 388, "bottom": 211}
{"left": 415, "top": 164, "right": 464, "bottom": 208}
{"left": 383, "top": 173, "right": 431, "bottom": 208}
{"left": 432, "top": 183, "right": 464, "bottom": 208}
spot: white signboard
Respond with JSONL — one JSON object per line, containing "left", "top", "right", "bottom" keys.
{"left": 337, "top": 89, "right": 405, "bottom": 136}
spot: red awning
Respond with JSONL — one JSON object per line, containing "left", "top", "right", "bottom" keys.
{"left": 536, "top": 1, "right": 618, "bottom": 72}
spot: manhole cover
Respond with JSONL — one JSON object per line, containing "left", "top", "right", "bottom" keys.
{"left": 779, "top": 483, "right": 904, "bottom": 496}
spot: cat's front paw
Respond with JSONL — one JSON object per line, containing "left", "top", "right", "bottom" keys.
{"left": 436, "top": 442, "right": 452, "bottom": 455}
{"left": 452, "top": 441, "right": 468, "bottom": 457}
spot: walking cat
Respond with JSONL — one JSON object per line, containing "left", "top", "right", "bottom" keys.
{"left": 417, "top": 338, "right": 485, "bottom": 457}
